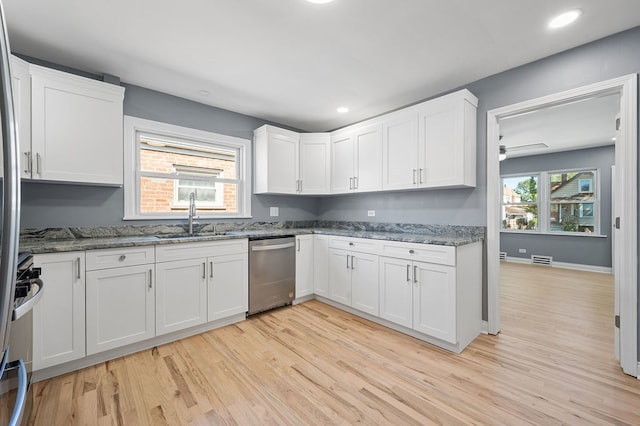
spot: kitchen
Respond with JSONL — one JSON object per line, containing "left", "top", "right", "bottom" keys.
{"left": 1, "top": 0, "right": 640, "bottom": 424}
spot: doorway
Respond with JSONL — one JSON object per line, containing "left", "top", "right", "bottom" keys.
{"left": 486, "top": 75, "right": 638, "bottom": 376}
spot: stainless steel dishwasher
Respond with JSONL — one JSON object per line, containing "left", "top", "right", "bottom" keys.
{"left": 248, "top": 236, "right": 296, "bottom": 315}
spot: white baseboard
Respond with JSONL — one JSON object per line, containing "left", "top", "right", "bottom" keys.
{"left": 504, "top": 256, "right": 612, "bottom": 274}
{"left": 481, "top": 320, "right": 489, "bottom": 334}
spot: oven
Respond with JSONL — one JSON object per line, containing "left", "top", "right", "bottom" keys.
{"left": 0, "top": 253, "right": 44, "bottom": 425}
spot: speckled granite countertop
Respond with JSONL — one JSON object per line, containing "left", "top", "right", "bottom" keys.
{"left": 19, "top": 221, "right": 484, "bottom": 254}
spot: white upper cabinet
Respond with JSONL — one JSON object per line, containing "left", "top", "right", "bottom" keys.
{"left": 29, "top": 64, "right": 125, "bottom": 185}
{"left": 299, "top": 133, "right": 331, "bottom": 194}
{"left": 417, "top": 90, "right": 477, "bottom": 188}
{"left": 382, "top": 109, "right": 419, "bottom": 190}
{"left": 254, "top": 125, "right": 300, "bottom": 194}
{"left": 330, "top": 123, "right": 383, "bottom": 193}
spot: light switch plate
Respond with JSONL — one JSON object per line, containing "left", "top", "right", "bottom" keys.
{"left": 270, "top": 207, "right": 279, "bottom": 217}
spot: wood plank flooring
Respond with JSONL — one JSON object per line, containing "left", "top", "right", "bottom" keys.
{"left": 26, "top": 262, "right": 640, "bottom": 425}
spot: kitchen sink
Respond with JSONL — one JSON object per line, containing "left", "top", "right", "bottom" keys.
{"left": 156, "top": 233, "right": 224, "bottom": 240}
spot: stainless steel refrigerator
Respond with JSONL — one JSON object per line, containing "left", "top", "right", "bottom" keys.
{"left": 0, "top": 1, "right": 44, "bottom": 424}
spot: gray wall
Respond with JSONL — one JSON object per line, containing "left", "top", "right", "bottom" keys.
{"left": 499, "top": 146, "right": 614, "bottom": 267}
{"left": 20, "top": 83, "right": 319, "bottom": 227}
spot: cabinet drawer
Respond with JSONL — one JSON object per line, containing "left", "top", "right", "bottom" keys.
{"left": 328, "top": 236, "right": 381, "bottom": 254}
{"left": 380, "top": 241, "right": 455, "bottom": 266}
{"left": 156, "top": 238, "right": 248, "bottom": 263}
{"left": 86, "top": 246, "right": 155, "bottom": 271}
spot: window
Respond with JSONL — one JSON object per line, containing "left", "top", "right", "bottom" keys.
{"left": 124, "top": 116, "right": 251, "bottom": 219}
{"left": 549, "top": 170, "right": 596, "bottom": 233}
{"left": 501, "top": 175, "right": 539, "bottom": 231}
{"left": 501, "top": 169, "right": 599, "bottom": 235}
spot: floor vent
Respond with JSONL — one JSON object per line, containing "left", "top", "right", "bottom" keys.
{"left": 499, "top": 252, "right": 507, "bottom": 260}
{"left": 531, "top": 255, "right": 553, "bottom": 266}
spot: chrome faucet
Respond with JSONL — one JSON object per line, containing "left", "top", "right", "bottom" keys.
{"left": 188, "top": 192, "right": 198, "bottom": 234}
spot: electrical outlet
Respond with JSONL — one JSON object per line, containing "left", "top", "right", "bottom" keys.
{"left": 270, "top": 207, "right": 279, "bottom": 217}
{"left": 518, "top": 248, "right": 526, "bottom": 254}
{"left": 368, "top": 210, "right": 375, "bottom": 217}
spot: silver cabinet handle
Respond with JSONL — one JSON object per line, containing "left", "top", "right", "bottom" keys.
{"left": 297, "top": 238, "right": 300, "bottom": 252}
{"left": 210, "top": 261, "right": 213, "bottom": 278}
{"left": 149, "top": 269, "right": 153, "bottom": 289}
{"left": 354, "top": 176, "right": 358, "bottom": 189}
{"left": 351, "top": 255, "right": 355, "bottom": 270}
{"left": 413, "top": 169, "right": 417, "bottom": 184}
{"left": 414, "top": 265, "right": 418, "bottom": 284}
{"left": 406, "top": 264, "right": 411, "bottom": 282}
{"left": 202, "top": 262, "right": 206, "bottom": 279}
{"left": 36, "top": 152, "right": 42, "bottom": 175}
{"left": 119, "top": 254, "right": 126, "bottom": 262}
{"left": 23, "top": 152, "right": 31, "bottom": 174}
{"left": 346, "top": 255, "right": 350, "bottom": 269}
{"left": 419, "top": 168, "right": 424, "bottom": 184}
{"left": 349, "top": 177, "right": 353, "bottom": 189}
{"left": 76, "top": 257, "right": 81, "bottom": 279}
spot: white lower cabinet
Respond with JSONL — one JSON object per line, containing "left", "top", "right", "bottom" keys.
{"left": 33, "top": 251, "right": 86, "bottom": 370}
{"left": 86, "top": 264, "right": 155, "bottom": 355}
{"left": 327, "top": 245, "right": 379, "bottom": 316}
{"left": 295, "top": 235, "right": 314, "bottom": 299}
{"left": 155, "top": 239, "right": 248, "bottom": 325}
{"left": 208, "top": 252, "right": 248, "bottom": 321}
{"left": 155, "top": 258, "right": 207, "bottom": 336}
{"left": 379, "top": 257, "right": 456, "bottom": 343}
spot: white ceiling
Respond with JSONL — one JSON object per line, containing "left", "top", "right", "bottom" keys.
{"left": 4, "top": 0, "right": 640, "bottom": 132}
{"left": 499, "top": 93, "right": 620, "bottom": 158}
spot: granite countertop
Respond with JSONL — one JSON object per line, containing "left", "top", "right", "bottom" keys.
{"left": 19, "top": 222, "right": 484, "bottom": 254}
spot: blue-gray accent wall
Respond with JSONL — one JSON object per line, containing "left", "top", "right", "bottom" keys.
{"left": 499, "top": 146, "right": 614, "bottom": 268}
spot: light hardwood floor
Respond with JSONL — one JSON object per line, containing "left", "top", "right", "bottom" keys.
{"left": 26, "top": 262, "right": 640, "bottom": 425}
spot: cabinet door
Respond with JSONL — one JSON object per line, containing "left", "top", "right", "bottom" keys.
{"left": 33, "top": 252, "right": 85, "bottom": 370}
{"left": 86, "top": 264, "right": 154, "bottom": 355}
{"left": 330, "top": 130, "right": 354, "bottom": 193}
{"left": 350, "top": 252, "right": 379, "bottom": 316}
{"left": 382, "top": 110, "right": 419, "bottom": 190}
{"left": 327, "top": 248, "right": 351, "bottom": 305}
{"left": 378, "top": 256, "right": 413, "bottom": 328}
{"left": 30, "top": 65, "right": 124, "bottom": 185}
{"left": 313, "top": 235, "right": 329, "bottom": 297}
{"left": 353, "top": 123, "right": 383, "bottom": 192}
{"left": 412, "top": 261, "right": 457, "bottom": 343}
{"left": 11, "top": 56, "right": 31, "bottom": 179}
{"left": 295, "top": 235, "right": 314, "bottom": 298}
{"left": 254, "top": 125, "right": 299, "bottom": 194}
{"left": 300, "top": 133, "right": 331, "bottom": 194}
{"left": 155, "top": 259, "right": 207, "bottom": 336}
{"left": 208, "top": 253, "right": 248, "bottom": 321}
{"left": 418, "top": 93, "right": 476, "bottom": 188}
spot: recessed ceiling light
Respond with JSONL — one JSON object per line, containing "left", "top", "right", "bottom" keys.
{"left": 548, "top": 9, "right": 582, "bottom": 29}
{"left": 307, "top": 0, "right": 334, "bottom": 4}
{"left": 337, "top": 106, "right": 349, "bottom": 113}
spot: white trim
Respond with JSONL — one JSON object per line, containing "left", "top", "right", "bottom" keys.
{"left": 487, "top": 74, "right": 637, "bottom": 377}
{"left": 123, "top": 116, "right": 252, "bottom": 220}
{"left": 504, "top": 256, "right": 613, "bottom": 274}
{"left": 481, "top": 320, "right": 489, "bottom": 334}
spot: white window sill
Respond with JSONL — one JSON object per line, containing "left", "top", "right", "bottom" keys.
{"left": 500, "top": 230, "right": 607, "bottom": 238}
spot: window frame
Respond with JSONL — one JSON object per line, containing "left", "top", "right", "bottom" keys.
{"left": 500, "top": 173, "right": 540, "bottom": 231}
{"left": 500, "top": 168, "right": 601, "bottom": 236}
{"left": 123, "top": 115, "right": 252, "bottom": 220}
{"left": 172, "top": 165, "right": 225, "bottom": 209}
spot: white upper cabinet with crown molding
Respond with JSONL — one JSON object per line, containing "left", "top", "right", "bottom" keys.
{"left": 29, "top": 64, "right": 125, "bottom": 185}
{"left": 330, "top": 122, "right": 383, "bottom": 194}
{"left": 254, "top": 126, "right": 331, "bottom": 195}
{"left": 383, "top": 89, "right": 477, "bottom": 190}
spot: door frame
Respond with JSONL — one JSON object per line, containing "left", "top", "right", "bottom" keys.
{"left": 486, "top": 74, "right": 638, "bottom": 377}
